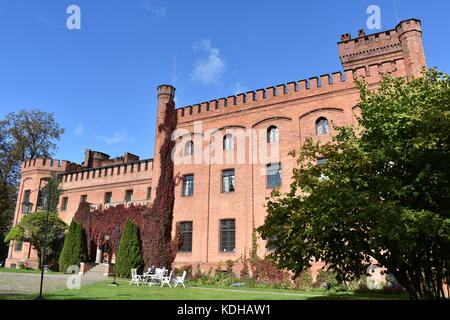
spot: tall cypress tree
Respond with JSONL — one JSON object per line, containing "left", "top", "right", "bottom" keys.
{"left": 58, "top": 220, "right": 85, "bottom": 273}
{"left": 115, "top": 219, "right": 143, "bottom": 278}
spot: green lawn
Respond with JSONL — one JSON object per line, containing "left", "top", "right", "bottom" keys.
{"left": 0, "top": 280, "right": 409, "bottom": 300}
{"left": 0, "top": 267, "right": 62, "bottom": 275}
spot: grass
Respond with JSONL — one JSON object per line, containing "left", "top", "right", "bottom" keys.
{"left": 0, "top": 267, "right": 62, "bottom": 275}
{"left": 0, "top": 280, "right": 409, "bottom": 300}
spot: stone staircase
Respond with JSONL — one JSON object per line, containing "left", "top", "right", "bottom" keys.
{"left": 81, "top": 263, "right": 109, "bottom": 279}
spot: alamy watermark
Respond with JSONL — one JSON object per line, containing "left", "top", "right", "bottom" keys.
{"left": 66, "top": 265, "right": 81, "bottom": 289}
{"left": 366, "top": 5, "right": 381, "bottom": 30}
{"left": 171, "top": 121, "right": 280, "bottom": 176}
{"left": 66, "top": 5, "right": 81, "bottom": 30}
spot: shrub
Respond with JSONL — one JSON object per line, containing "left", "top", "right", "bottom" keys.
{"left": 173, "top": 265, "right": 193, "bottom": 280}
{"left": 316, "top": 269, "right": 349, "bottom": 292}
{"left": 58, "top": 220, "right": 86, "bottom": 273}
{"left": 293, "top": 270, "right": 314, "bottom": 290}
{"left": 115, "top": 219, "right": 144, "bottom": 278}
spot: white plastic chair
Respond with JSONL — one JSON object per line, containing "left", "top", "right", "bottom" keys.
{"left": 173, "top": 270, "right": 187, "bottom": 288}
{"left": 160, "top": 270, "right": 173, "bottom": 287}
{"left": 129, "top": 268, "right": 143, "bottom": 286}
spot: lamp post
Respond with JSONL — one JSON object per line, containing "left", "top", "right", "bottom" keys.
{"left": 105, "top": 234, "right": 119, "bottom": 286}
{"left": 35, "top": 177, "right": 51, "bottom": 300}
{"left": 22, "top": 200, "right": 33, "bottom": 215}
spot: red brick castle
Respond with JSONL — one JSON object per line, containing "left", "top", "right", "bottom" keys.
{"left": 6, "top": 19, "right": 427, "bottom": 276}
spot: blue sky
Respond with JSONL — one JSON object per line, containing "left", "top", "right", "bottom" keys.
{"left": 0, "top": 0, "right": 448, "bottom": 164}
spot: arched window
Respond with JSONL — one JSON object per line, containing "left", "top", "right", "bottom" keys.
{"left": 184, "top": 140, "right": 194, "bottom": 156}
{"left": 267, "top": 125, "right": 279, "bottom": 143}
{"left": 223, "top": 134, "right": 233, "bottom": 150}
{"left": 316, "top": 117, "right": 329, "bottom": 135}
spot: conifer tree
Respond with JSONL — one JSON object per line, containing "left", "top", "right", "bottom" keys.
{"left": 58, "top": 220, "right": 85, "bottom": 273}
{"left": 115, "top": 219, "right": 143, "bottom": 278}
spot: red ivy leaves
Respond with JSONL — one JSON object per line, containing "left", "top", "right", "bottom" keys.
{"left": 74, "top": 98, "right": 181, "bottom": 269}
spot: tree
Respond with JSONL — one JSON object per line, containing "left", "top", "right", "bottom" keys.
{"left": 58, "top": 220, "right": 86, "bottom": 273}
{"left": 0, "top": 180, "right": 16, "bottom": 263}
{"left": 0, "top": 109, "right": 64, "bottom": 262}
{"left": 115, "top": 219, "right": 143, "bottom": 278}
{"left": 4, "top": 211, "right": 67, "bottom": 269}
{"left": 41, "top": 172, "right": 65, "bottom": 214}
{"left": 258, "top": 69, "right": 450, "bottom": 300}
{"left": 2, "top": 109, "right": 65, "bottom": 164}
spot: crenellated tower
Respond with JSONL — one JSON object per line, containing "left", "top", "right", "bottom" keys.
{"left": 396, "top": 19, "right": 427, "bottom": 79}
{"left": 150, "top": 84, "right": 176, "bottom": 200}
{"left": 338, "top": 18, "right": 426, "bottom": 79}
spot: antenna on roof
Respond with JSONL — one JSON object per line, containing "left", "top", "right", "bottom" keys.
{"left": 393, "top": 0, "right": 400, "bottom": 23}
{"left": 172, "top": 50, "right": 178, "bottom": 87}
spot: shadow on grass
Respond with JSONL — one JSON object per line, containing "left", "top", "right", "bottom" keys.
{"left": 305, "top": 292, "right": 409, "bottom": 300}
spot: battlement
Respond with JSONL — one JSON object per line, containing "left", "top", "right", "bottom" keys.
{"left": 396, "top": 18, "right": 422, "bottom": 38}
{"left": 58, "top": 158, "right": 153, "bottom": 184}
{"left": 176, "top": 58, "right": 405, "bottom": 123}
{"left": 338, "top": 18, "right": 423, "bottom": 73}
{"left": 158, "top": 84, "right": 176, "bottom": 97}
{"left": 22, "top": 158, "right": 84, "bottom": 173}
{"left": 338, "top": 27, "right": 403, "bottom": 70}
{"left": 173, "top": 19, "right": 425, "bottom": 123}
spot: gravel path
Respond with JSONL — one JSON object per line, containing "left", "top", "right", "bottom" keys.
{"left": 0, "top": 272, "right": 110, "bottom": 296}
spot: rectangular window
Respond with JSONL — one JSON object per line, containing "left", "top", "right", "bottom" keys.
{"left": 61, "top": 197, "right": 68, "bottom": 211}
{"left": 267, "top": 163, "right": 281, "bottom": 188}
{"left": 22, "top": 190, "right": 31, "bottom": 214}
{"left": 182, "top": 175, "right": 194, "bottom": 197}
{"left": 14, "top": 241, "right": 23, "bottom": 251}
{"left": 37, "top": 191, "right": 46, "bottom": 208}
{"left": 179, "top": 222, "right": 193, "bottom": 252}
{"left": 104, "top": 192, "right": 112, "bottom": 204}
{"left": 222, "top": 169, "right": 235, "bottom": 193}
{"left": 80, "top": 195, "right": 87, "bottom": 203}
{"left": 147, "top": 187, "right": 152, "bottom": 200}
{"left": 266, "top": 235, "right": 278, "bottom": 251}
{"left": 220, "top": 219, "right": 236, "bottom": 252}
{"left": 23, "top": 190, "right": 31, "bottom": 202}
{"left": 125, "top": 190, "right": 133, "bottom": 202}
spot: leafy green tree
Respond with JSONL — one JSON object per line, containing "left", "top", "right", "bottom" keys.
{"left": 115, "top": 219, "right": 144, "bottom": 278}
{"left": 4, "top": 211, "right": 67, "bottom": 269}
{"left": 258, "top": 69, "right": 450, "bottom": 300}
{"left": 0, "top": 180, "right": 16, "bottom": 263}
{"left": 58, "top": 220, "right": 86, "bottom": 273}
{"left": 0, "top": 109, "right": 64, "bottom": 262}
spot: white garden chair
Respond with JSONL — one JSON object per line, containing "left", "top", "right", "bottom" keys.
{"left": 160, "top": 270, "right": 173, "bottom": 288}
{"left": 129, "top": 268, "right": 143, "bottom": 286}
{"left": 173, "top": 270, "right": 187, "bottom": 288}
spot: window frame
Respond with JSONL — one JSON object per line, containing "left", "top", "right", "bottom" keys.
{"left": 178, "top": 221, "right": 193, "bottom": 253}
{"left": 14, "top": 240, "right": 23, "bottom": 252}
{"left": 80, "top": 195, "right": 87, "bottom": 203}
{"left": 221, "top": 169, "right": 235, "bottom": 193}
{"left": 267, "top": 125, "right": 279, "bottom": 143}
{"left": 223, "top": 134, "right": 234, "bottom": 150}
{"left": 125, "top": 189, "right": 133, "bottom": 202}
{"left": 266, "top": 163, "right": 282, "bottom": 189}
{"left": 184, "top": 140, "right": 194, "bottom": 156}
{"left": 315, "top": 117, "right": 330, "bottom": 135}
{"left": 104, "top": 192, "right": 112, "bottom": 204}
{"left": 61, "top": 197, "right": 69, "bottom": 211}
{"left": 182, "top": 174, "right": 194, "bottom": 197}
{"left": 219, "top": 219, "right": 236, "bottom": 253}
